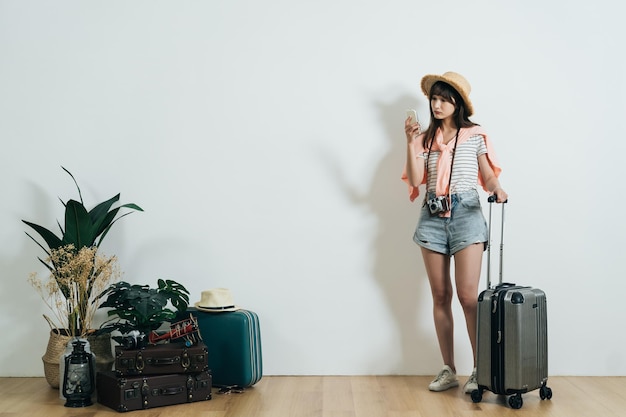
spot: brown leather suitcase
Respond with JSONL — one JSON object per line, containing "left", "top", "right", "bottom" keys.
{"left": 114, "top": 341, "right": 208, "bottom": 376}
{"left": 96, "top": 370, "right": 212, "bottom": 412}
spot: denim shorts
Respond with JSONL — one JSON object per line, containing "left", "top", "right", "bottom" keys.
{"left": 413, "top": 190, "right": 488, "bottom": 256}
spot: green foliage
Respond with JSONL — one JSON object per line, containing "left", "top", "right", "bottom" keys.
{"left": 96, "top": 279, "right": 190, "bottom": 339}
{"left": 23, "top": 167, "right": 143, "bottom": 270}
{"left": 23, "top": 167, "right": 143, "bottom": 335}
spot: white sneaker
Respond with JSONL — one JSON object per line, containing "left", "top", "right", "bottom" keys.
{"left": 428, "top": 365, "right": 459, "bottom": 392}
{"left": 463, "top": 368, "right": 478, "bottom": 394}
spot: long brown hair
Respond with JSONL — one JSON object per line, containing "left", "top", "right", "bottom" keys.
{"left": 422, "top": 81, "right": 478, "bottom": 149}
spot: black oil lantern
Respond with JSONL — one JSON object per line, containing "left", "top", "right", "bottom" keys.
{"left": 62, "top": 339, "right": 95, "bottom": 407}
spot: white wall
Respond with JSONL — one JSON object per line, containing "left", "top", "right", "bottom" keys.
{"left": 1, "top": 0, "right": 624, "bottom": 377}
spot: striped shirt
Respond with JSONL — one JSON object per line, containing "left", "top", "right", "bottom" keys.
{"left": 424, "top": 134, "right": 488, "bottom": 194}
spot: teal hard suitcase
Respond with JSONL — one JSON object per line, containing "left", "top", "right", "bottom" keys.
{"left": 182, "top": 308, "right": 262, "bottom": 388}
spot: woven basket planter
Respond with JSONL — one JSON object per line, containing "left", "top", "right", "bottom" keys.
{"left": 42, "top": 328, "right": 73, "bottom": 389}
{"left": 41, "top": 321, "right": 114, "bottom": 389}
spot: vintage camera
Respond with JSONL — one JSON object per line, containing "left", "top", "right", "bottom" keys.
{"left": 119, "top": 331, "right": 147, "bottom": 350}
{"left": 427, "top": 195, "right": 451, "bottom": 215}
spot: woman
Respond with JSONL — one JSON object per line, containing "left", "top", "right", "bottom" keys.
{"left": 402, "top": 71, "right": 508, "bottom": 393}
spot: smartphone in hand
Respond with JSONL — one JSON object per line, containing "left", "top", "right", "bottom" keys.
{"left": 406, "top": 109, "right": 419, "bottom": 124}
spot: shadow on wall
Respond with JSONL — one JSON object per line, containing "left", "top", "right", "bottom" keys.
{"left": 319, "top": 92, "right": 441, "bottom": 374}
{"left": 0, "top": 180, "right": 58, "bottom": 377}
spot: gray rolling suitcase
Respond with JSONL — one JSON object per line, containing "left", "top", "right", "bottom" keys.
{"left": 471, "top": 196, "right": 553, "bottom": 409}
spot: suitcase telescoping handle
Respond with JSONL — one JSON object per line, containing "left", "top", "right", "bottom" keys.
{"left": 486, "top": 195, "right": 508, "bottom": 289}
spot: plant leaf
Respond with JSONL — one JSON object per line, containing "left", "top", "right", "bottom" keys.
{"left": 63, "top": 199, "right": 96, "bottom": 248}
{"left": 61, "top": 166, "right": 84, "bottom": 206}
{"left": 89, "top": 194, "right": 120, "bottom": 232}
{"left": 22, "top": 221, "right": 64, "bottom": 251}
{"left": 96, "top": 279, "right": 190, "bottom": 337}
{"left": 92, "top": 201, "right": 143, "bottom": 248}
{"left": 96, "top": 210, "right": 141, "bottom": 248}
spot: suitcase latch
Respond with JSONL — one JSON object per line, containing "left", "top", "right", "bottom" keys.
{"left": 141, "top": 380, "right": 150, "bottom": 409}
{"left": 136, "top": 351, "right": 145, "bottom": 371}
{"left": 119, "top": 358, "right": 135, "bottom": 369}
{"left": 124, "top": 382, "right": 141, "bottom": 400}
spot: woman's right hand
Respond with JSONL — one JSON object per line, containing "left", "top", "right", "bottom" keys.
{"left": 405, "top": 116, "right": 422, "bottom": 143}
{"left": 404, "top": 116, "right": 425, "bottom": 187}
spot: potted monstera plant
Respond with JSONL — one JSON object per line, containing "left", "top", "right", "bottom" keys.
{"left": 96, "top": 279, "right": 190, "bottom": 345}
{"left": 24, "top": 166, "right": 143, "bottom": 387}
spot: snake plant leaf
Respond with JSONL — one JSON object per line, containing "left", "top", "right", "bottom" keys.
{"left": 94, "top": 203, "right": 144, "bottom": 248}
{"left": 23, "top": 168, "right": 143, "bottom": 254}
{"left": 63, "top": 199, "right": 97, "bottom": 249}
{"left": 61, "top": 166, "right": 84, "bottom": 205}
{"left": 89, "top": 194, "right": 121, "bottom": 233}
{"left": 22, "top": 221, "right": 64, "bottom": 252}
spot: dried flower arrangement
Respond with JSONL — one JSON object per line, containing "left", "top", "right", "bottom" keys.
{"left": 28, "top": 244, "right": 121, "bottom": 337}
{"left": 23, "top": 167, "right": 142, "bottom": 335}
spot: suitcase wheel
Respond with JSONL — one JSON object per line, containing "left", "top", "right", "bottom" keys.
{"left": 540, "top": 385, "right": 553, "bottom": 400}
{"left": 470, "top": 388, "right": 483, "bottom": 403}
{"left": 508, "top": 393, "right": 523, "bottom": 409}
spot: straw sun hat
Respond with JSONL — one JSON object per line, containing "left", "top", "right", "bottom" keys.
{"left": 420, "top": 71, "right": 474, "bottom": 117}
{"left": 194, "top": 288, "right": 241, "bottom": 312}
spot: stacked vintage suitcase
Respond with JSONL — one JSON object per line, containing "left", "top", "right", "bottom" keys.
{"left": 96, "top": 316, "right": 213, "bottom": 412}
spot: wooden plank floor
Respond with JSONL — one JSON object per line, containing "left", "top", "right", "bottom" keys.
{"left": 1, "top": 375, "right": 625, "bottom": 417}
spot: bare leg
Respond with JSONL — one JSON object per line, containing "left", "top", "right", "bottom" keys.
{"left": 453, "top": 243, "right": 484, "bottom": 367}
{"left": 420, "top": 247, "right": 455, "bottom": 373}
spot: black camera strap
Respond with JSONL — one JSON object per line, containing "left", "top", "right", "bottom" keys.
{"left": 425, "top": 127, "right": 460, "bottom": 201}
